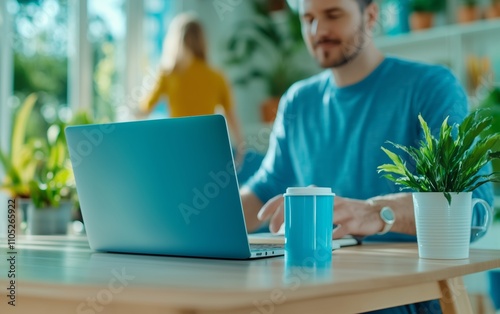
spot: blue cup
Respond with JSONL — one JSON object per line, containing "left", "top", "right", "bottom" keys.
{"left": 284, "top": 187, "right": 335, "bottom": 265}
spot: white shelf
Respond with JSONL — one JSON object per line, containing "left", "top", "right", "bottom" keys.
{"left": 375, "top": 19, "right": 500, "bottom": 49}
{"left": 374, "top": 18, "right": 500, "bottom": 92}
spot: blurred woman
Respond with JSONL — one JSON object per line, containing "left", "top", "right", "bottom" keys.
{"left": 140, "top": 13, "right": 244, "bottom": 161}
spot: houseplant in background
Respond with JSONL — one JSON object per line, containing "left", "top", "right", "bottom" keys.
{"left": 0, "top": 93, "right": 93, "bottom": 235}
{"left": 0, "top": 94, "right": 39, "bottom": 234}
{"left": 378, "top": 111, "right": 500, "bottom": 259}
{"left": 476, "top": 84, "right": 500, "bottom": 194}
{"left": 457, "top": 0, "right": 481, "bottom": 24}
{"left": 223, "top": 0, "right": 315, "bottom": 123}
{"left": 409, "top": 0, "right": 445, "bottom": 31}
{"left": 25, "top": 122, "right": 76, "bottom": 235}
{"left": 486, "top": 0, "right": 500, "bottom": 19}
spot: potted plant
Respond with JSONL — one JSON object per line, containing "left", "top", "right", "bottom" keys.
{"left": 0, "top": 93, "right": 92, "bottom": 235}
{"left": 457, "top": 0, "right": 481, "bottom": 24}
{"left": 486, "top": 0, "right": 500, "bottom": 19}
{"left": 0, "top": 94, "right": 39, "bottom": 233}
{"left": 409, "top": 0, "right": 445, "bottom": 31}
{"left": 223, "top": 0, "right": 315, "bottom": 123}
{"left": 378, "top": 111, "right": 500, "bottom": 259}
{"left": 476, "top": 85, "right": 500, "bottom": 194}
{"left": 24, "top": 122, "right": 77, "bottom": 235}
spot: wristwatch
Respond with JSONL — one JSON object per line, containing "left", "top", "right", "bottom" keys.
{"left": 377, "top": 206, "right": 395, "bottom": 235}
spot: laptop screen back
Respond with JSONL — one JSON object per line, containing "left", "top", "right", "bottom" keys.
{"left": 65, "top": 115, "right": 252, "bottom": 259}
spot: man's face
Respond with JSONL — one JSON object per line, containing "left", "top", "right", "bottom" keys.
{"left": 300, "top": 0, "right": 369, "bottom": 68}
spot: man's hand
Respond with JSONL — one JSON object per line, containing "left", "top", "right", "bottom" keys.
{"left": 332, "top": 196, "right": 383, "bottom": 238}
{"left": 334, "top": 193, "right": 416, "bottom": 238}
{"left": 258, "top": 195, "right": 387, "bottom": 238}
{"left": 257, "top": 194, "right": 285, "bottom": 233}
{"left": 256, "top": 192, "right": 416, "bottom": 237}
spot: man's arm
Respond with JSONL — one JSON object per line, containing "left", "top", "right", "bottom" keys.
{"left": 240, "top": 186, "right": 265, "bottom": 233}
{"left": 258, "top": 191, "right": 417, "bottom": 238}
{"left": 332, "top": 193, "right": 416, "bottom": 238}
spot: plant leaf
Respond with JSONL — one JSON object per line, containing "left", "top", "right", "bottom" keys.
{"left": 11, "top": 94, "right": 37, "bottom": 165}
{"left": 444, "top": 192, "right": 451, "bottom": 206}
{"left": 418, "top": 114, "right": 433, "bottom": 152}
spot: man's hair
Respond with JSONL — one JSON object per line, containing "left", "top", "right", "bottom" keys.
{"left": 287, "top": 0, "right": 374, "bottom": 13}
{"left": 356, "top": 0, "right": 373, "bottom": 11}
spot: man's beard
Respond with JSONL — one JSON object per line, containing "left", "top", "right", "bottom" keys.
{"left": 315, "top": 21, "right": 366, "bottom": 68}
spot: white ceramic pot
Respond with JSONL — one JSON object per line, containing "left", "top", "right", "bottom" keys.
{"left": 413, "top": 192, "right": 491, "bottom": 259}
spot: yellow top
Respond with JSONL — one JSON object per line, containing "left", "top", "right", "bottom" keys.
{"left": 141, "top": 59, "right": 233, "bottom": 117}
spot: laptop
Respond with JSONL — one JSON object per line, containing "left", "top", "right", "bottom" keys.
{"left": 66, "top": 114, "right": 285, "bottom": 259}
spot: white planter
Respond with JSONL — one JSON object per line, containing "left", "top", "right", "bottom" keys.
{"left": 413, "top": 192, "right": 492, "bottom": 259}
{"left": 26, "top": 200, "right": 73, "bottom": 235}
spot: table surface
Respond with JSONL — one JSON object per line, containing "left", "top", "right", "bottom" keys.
{"left": 1, "top": 235, "right": 500, "bottom": 313}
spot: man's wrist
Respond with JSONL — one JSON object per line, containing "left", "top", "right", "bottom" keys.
{"left": 367, "top": 198, "right": 394, "bottom": 235}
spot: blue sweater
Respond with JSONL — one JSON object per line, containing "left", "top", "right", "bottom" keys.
{"left": 246, "top": 56, "right": 494, "bottom": 242}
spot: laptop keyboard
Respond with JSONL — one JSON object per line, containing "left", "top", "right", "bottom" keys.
{"left": 250, "top": 243, "right": 284, "bottom": 251}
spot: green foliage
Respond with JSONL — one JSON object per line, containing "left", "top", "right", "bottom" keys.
{"left": 0, "top": 93, "right": 93, "bottom": 208}
{"left": 13, "top": 0, "right": 69, "bottom": 106}
{"left": 476, "top": 86, "right": 500, "bottom": 174}
{"left": 410, "top": 0, "right": 446, "bottom": 12}
{"left": 461, "top": 0, "right": 479, "bottom": 7}
{"left": 378, "top": 111, "right": 500, "bottom": 205}
{"left": 0, "top": 94, "right": 40, "bottom": 199}
{"left": 223, "top": 0, "right": 313, "bottom": 97}
{"left": 13, "top": 53, "right": 68, "bottom": 104}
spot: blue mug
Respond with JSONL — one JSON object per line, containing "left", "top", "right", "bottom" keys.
{"left": 284, "top": 187, "right": 335, "bottom": 265}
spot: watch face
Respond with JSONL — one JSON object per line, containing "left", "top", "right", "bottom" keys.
{"left": 381, "top": 207, "right": 395, "bottom": 222}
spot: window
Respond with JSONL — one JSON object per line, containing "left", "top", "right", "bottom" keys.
{"left": 88, "top": 0, "right": 126, "bottom": 122}
{"left": 11, "top": 0, "right": 69, "bottom": 137}
{"left": 0, "top": 0, "right": 178, "bottom": 147}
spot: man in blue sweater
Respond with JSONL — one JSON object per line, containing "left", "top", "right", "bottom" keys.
{"left": 240, "top": 0, "right": 494, "bottom": 313}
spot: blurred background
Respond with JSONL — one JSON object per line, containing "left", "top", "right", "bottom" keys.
{"left": 0, "top": 0, "right": 499, "bottom": 312}
{"left": 1, "top": 0, "right": 499, "bottom": 155}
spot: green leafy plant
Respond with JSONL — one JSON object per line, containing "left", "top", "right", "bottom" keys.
{"left": 0, "top": 94, "right": 93, "bottom": 208}
{"left": 377, "top": 111, "right": 500, "bottom": 204}
{"left": 476, "top": 86, "right": 500, "bottom": 190}
{"left": 476, "top": 86, "right": 500, "bottom": 135}
{"left": 410, "top": 0, "right": 446, "bottom": 12}
{"left": 461, "top": 0, "right": 479, "bottom": 7}
{"left": 28, "top": 124, "right": 75, "bottom": 208}
{"left": 0, "top": 94, "right": 41, "bottom": 199}
{"left": 223, "top": 0, "right": 314, "bottom": 98}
